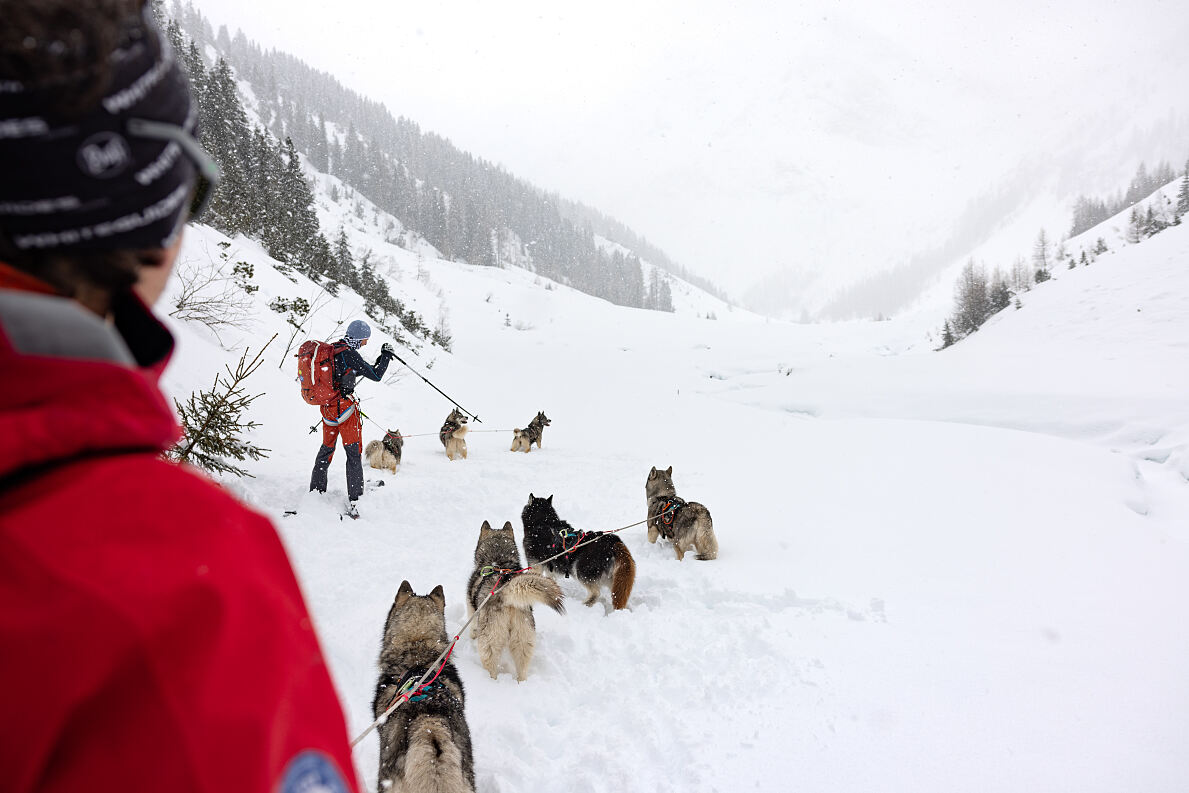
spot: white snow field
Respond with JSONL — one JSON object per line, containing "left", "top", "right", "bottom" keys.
{"left": 160, "top": 206, "right": 1189, "bottom": 792}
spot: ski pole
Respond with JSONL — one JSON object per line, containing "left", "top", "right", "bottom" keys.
{"left": 387, "top": 351, "right": 482, "bottom": 423}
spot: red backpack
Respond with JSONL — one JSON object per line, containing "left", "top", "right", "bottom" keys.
{"left": 295, "top": 340, "right": 347, "bottom": 405}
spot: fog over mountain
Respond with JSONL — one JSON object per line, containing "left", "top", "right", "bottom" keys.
{"left": 186, "top": 0, "right": 1189, "bottom": 319}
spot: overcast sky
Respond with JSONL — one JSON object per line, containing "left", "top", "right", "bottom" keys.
{"left": 187, "top": 0, "right": 1189, "bottom": 297}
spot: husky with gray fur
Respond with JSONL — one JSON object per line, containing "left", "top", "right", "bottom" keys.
{"left": 521, "top": 494, "right": 635, "bottom": 610}
{"left": 372, "top": 580, "right": 475, "bottom": 793}
{"left": 466, "top": 520, "right": 565, "bottom": 681}
{"left": 365, "top": 429, "right": 403, "bottom": 473}
{"left": 509, "top": 411, "right": 550, "bottom": 452}
{"left": 646, "top": 466, "right": 718, "bottom": 561}
{"left": 439, "top": 408, "right": 469, "bottom": 460}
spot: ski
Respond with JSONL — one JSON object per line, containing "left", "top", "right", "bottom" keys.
{"left": 281, "top": 507, "right": 359, "bottom": 520}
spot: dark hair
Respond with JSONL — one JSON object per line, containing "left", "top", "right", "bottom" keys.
{"left": 0, "top": 0, "right": 152, "bottom": 302}
{"left": 0, "top": 0, "right": 144, "bottom": 118}
{"left": 0, "top": 235, "right": 141, "bottom": 297}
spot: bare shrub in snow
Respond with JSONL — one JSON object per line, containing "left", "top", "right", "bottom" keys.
{"left": 169, "top": 246, "right": 252, "bottom": 344}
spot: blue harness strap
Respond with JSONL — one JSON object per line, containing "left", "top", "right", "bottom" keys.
{"left": 322, "top": 403, "right": 356, "bottom": 426}
{"left": 392, "top": 667, "right": 451, "bottom": 704}
{"left": 660, "top": 497, "right": 685, "bottom": 526}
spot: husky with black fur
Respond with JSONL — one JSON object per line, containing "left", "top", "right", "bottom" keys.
{"left": 365, "top": 429, "right": 402, "bottom": 473}
{"left": 372, "top": 581, "right": 475, "bottom": 793}
{"left": 439, "top": 408, "right": 469, "bottom": 460}
{"left": 521, "top": 494, "right": 635, "bottom": 610}
{"left": 646, "top": 465, "right": 718, "bottom": 561}
{"left": 466, "top": 520, "right": 565, "bottom": 681}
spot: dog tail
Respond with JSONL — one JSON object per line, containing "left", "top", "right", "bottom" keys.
{"left": 497, "top": 572, "right": 565, "bottom": 614}
{"left": 610, "top": 541, "right": 635, "bottom": 610}
{"left": 364, "top": 439, "right": 382, "bottom": 456}
{"left": 694, "top": 506, "right": 718, "bottom": 560}
{"left": 397, "top": 715, "right": 470, "bottom": 791}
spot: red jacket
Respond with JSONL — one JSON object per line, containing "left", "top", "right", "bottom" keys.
{"left": 0, "top": 273, "right": 360, "bottom": 793}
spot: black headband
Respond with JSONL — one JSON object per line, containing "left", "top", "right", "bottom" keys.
{"left": 0, "top": 7, "right": 202, "bottom": 253}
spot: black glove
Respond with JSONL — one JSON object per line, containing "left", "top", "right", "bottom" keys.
{"left": 381, "top": 342, "right": 395, "bottom": 358}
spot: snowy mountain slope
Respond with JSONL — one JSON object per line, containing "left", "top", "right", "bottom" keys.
{"left": 155, "top": 167, "right": 1189, "bottom": 792}
{"left": 731, "top": 218, "right": 1189, "bottom": 497}
{"left": 594, "top": 234, "right": 754, "bottom": 320}
{"left": 175, "top": 5, "right": 734, "bottom": 317}
{"left": 908, "top": 166, "right": 1187, "bottom": 327}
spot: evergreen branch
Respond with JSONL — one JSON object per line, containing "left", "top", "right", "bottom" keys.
{"left": 168, "top": 334, "right": 278, "bottom": 477}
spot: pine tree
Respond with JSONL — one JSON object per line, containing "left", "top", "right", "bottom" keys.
{"left": 644, "top": 269, "right": 660, "bottom": 310}
{"left": 940, "top": 320, "right": 955, "bottom": 349}
{"left": 952, "top": 259, "right": 991, "bottom": 334}
{"left": 1032, "top": 228, "right": 1050, "bottom": 279}
{"left": 1126, "top": 206, "right": 1143, "bottom": 244}
{"left": 277, "top": 137, "right": 323, "bottom": 272}
{"left": 654, "top": 275, "right": 674, "bottom": 312}
{"left": 310, "top": 115, "right": 330, "bottom": 173}
{"left": 1010, "top": 255, "right": 1032, "bottom": 294}
{"left": 167, "top": 336, "right": 275, "bottom": 477}
{"left": 1125, "top": 162, "right": 1150, "bottom": 206}
{"left": 332, "top": 228, "right": 353, "bottom": 285}
{"left": 1176, "top": 161, "right": 1189, "bottom": 222}
{"left": 988, "top": 268, "right": 1012, "bottom": 311}
{"left": 182, "top": 40, "right": 206, "bottom": 94}
{"left": 201, "top": 58, "right": 253, "bottom": 234}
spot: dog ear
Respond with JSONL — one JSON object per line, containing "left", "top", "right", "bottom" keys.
{"left": 547, "top": 494, "right": 553, "bottom": 504}
{"left": 649, "top": 466, "right": 656, "bottom": 479}
{"left": 395, "top": 580, "right": 414, "bottom": 607}
{"left": 481, "top": 519, "right": 491, "bottom": 531}
{"left": 529, "top": 492, "right": 535, "bottom": 501}
{"left": 666, "top": 466, "right": 673, "bottom": 475}
{"left": 428, "top": 585, "right": 446, "bottom": 610}
{"left": 502, "top": 521, "right": 514, "bottom": 532}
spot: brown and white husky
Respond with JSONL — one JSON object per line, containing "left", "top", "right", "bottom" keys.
{"left": 439, "top": 408, "right": 469, "bottom": 460}
{"left": 465, "top": 520, "right": 564, "bottom": 681}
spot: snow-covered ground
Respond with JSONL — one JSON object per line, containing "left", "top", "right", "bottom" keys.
{"left": 159, "top": 201, "right": 1189, "bottom": 792}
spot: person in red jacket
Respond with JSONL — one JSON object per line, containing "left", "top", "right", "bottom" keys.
{"left": 0, "top": 3, "right": 361, "bottom": 792}
{"left": 310, "top": 318, "right": 396, "bottom": 514}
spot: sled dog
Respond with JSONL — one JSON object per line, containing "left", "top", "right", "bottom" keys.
{"left": 372, "top": 580, "right": 475, "bottom": 793}
{"left": 510, "top": 411, "right": 550, "bottom": 452}
{"left": 466, "top": 520, "right": 565, "bottom": 681}
{"left": 521, "top": 494, "right": 635, "bottom": 610}
{"left": 646, "top": 466, "right": 718, "bottom": 561}
{"left": 439, "top": 408, "right": 469, "bottom": 460}
{"left": 365, "top": 429, "right": 403, "bottom": 473}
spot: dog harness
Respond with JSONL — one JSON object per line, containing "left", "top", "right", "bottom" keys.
{"left": 654, "top": 497, "right": 686, "bottom": 539}
{"left": 382, "top": 432, "right": 401, "bottom": 454}
{"left": 383, "top": 667, "right": 454, "bottom": 708}
{"left": 546, "top": 525, "right": 592, "bottom": 577}
{"left": 439, "top": 420, "right": 461, "bottom": 445}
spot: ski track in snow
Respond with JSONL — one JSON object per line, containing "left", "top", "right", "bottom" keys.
{"left": 162, "top": 195, "right": 1189, "bottom": 790}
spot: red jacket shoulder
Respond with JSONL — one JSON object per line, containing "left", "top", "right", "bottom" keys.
{"left": 0, "top": 453, "right": 360, "bottom": 793}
